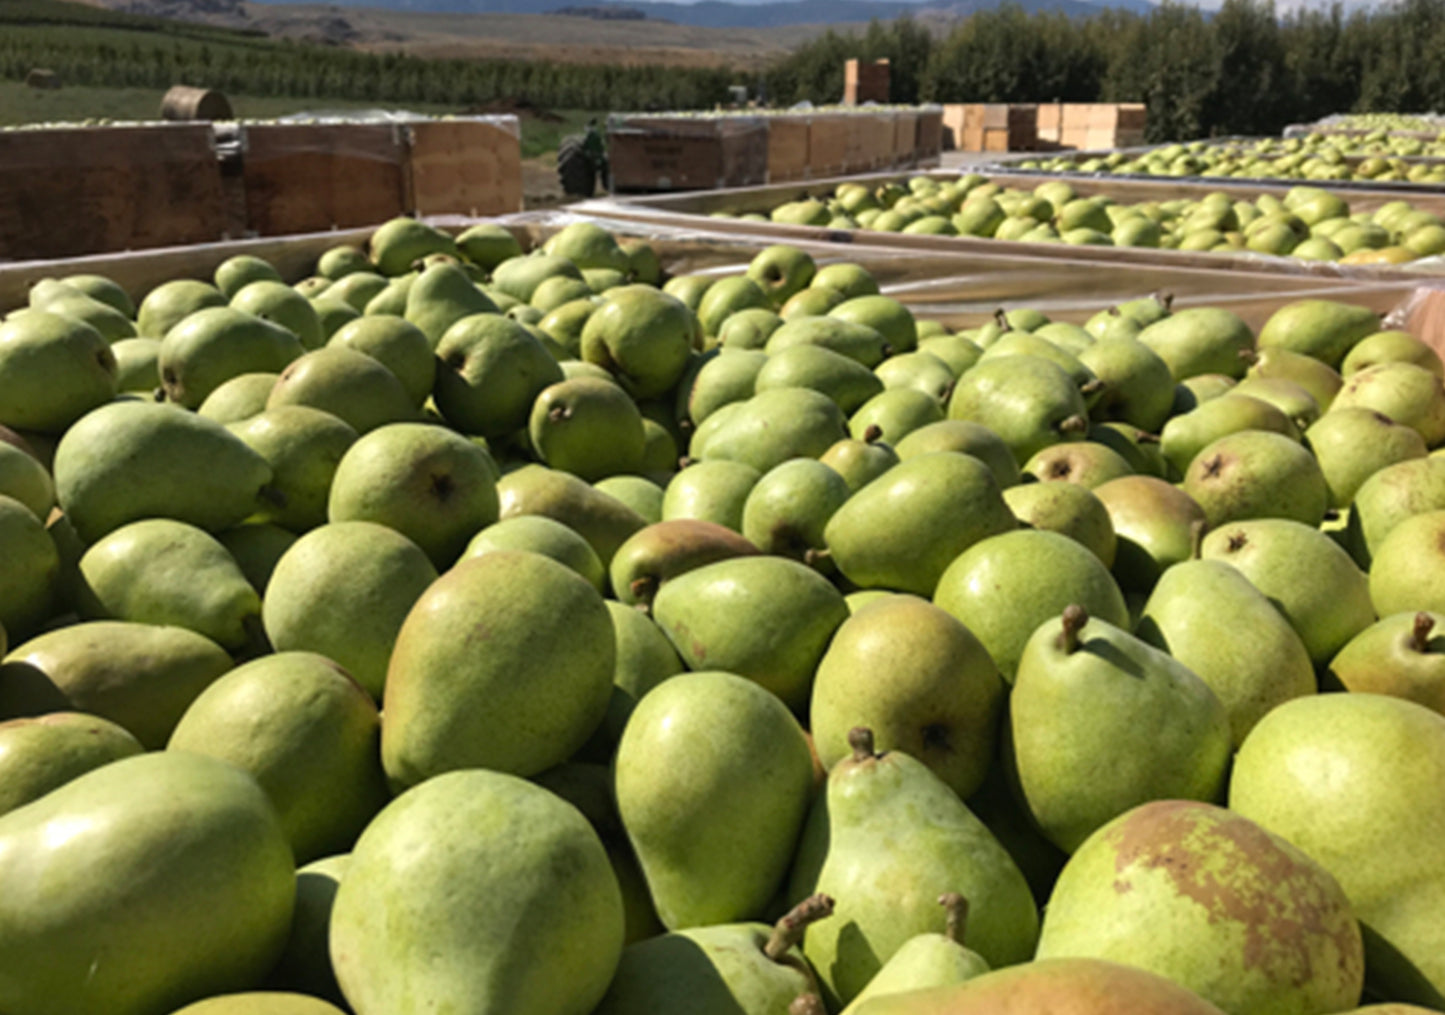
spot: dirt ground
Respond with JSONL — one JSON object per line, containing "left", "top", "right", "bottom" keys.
{"left": 523, "top": 155, "right": 569, "bottom": 210}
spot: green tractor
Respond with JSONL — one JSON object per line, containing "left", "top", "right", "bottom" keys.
{"left": 557, "top": 118, "right": 610, "bottom": 198}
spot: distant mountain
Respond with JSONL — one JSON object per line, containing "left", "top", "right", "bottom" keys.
{"left": 268, "top": 0, "right": 1157, "bottom": 29}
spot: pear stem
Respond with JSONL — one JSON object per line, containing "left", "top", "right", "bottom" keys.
{"left": 848, "top": 726, "right": 876, "bottom": 762}
{"left": 765, "top": 894, "right": 835, "bottom": 962}
{"left": 994, "top": 307, "right": 1010, "bottom": 330}
{"left": 940, "top": 893, "right": 969, "bottom": 944}
{"left": 790, "top": 996, "right": 827, "bottom": 1015}
{"left": 1079, "top": 379, "right": 1105, "bottom": 397}
{"left": 1413, "top": 612, "right": 1435, "bottom": 653}
{"left": 1136, "top": 430, "right": 1161, "bottom": 444}
{"left": 803, "top": 547, "right": 831, "bottom": 570}
{"left": 1155, "top": 291, "right": 1175, "bottom": 313}
{"left": 629, "top": 576, "right": 659, "bottom": 611}
{"left": 1058, "top": 604, "right": 1088, "bottom": 654}
{"left": 863, "top": 424, "right": 884, "bottom": 444}
{"left": 1058, "top": 414, "right": 1089, "bottom": 435}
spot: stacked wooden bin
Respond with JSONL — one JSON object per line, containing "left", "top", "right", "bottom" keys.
{"left": 0, "top": 116, "right": 523, "bottom": 261}
{"left": 942, "top": 103, "right": 1147, "bottom": 153}
{"left": 608, "top": 107, "right": 945, "bottom": 192}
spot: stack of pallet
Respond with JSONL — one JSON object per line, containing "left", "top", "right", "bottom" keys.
{"left": 942, "top": 105, "right": 1039, "bottom": 152}
{"left": 1037, "top": 103, "right": 1147, "bottom": 150}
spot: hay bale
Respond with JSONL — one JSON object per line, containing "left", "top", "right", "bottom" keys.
{"left": 160, "top": 85, "right": 233, "bottom": 122}
{"left": 25, "top": 69, "right": 61, "bottom": 90}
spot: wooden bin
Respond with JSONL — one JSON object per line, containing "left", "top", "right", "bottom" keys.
{"left": 948, "top": 104, "right": 1038, "bottom": 152}
{"left": 916, "top": 108, "right": 944, "bottom": 161}
{"left": 893, "top": 110, "right": 921, "bottom": 166}
{"left": 767, "top": 116, "right": 811, "bottom": 183}
{"left": 608, "top": 116, "right": 769, "bottom": 192}
{"left": 807, "top": 114, "right": 851, "bottom": 178}
{"left": 0, "top": 124, "right": 225, "bottom": 260}
{"left": 241, "top": 123, "right": 408, "bottom": 237}
{"left": 406, "top": 118, "right": 522, "bottom": 217}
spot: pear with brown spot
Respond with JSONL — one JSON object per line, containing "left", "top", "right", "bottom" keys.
{"left": 1035, "top": 800, "right": 1365, "bottom": 1015}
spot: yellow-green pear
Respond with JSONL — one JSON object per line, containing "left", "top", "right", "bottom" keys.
{"left": 0, "top": 712, "right": 142, "bottom": 817}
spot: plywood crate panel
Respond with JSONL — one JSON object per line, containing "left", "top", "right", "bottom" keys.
{"left": 916, "top": 108, "right": 943, "bottom": 161}
{"left": 767, "top": 116, "right": 811, "bottom": 182}
{"left": 0, "top": 124, "right": 225, "bottom": 260}
{"left": 893, "top": 110, "right": 921, "bottom": 163}
{"left": 608, "top": 116, "right": 769, "bottom": 192}
{"left": 241, "top": 123, "right": 408, "bottom": 237}
{"left": 406, "top": 118, "right": 522, "bottom": 217}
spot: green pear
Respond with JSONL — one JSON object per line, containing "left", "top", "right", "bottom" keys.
{"left": 811, "top": 595, "right": 1003, "bottom": 799}
{"left": 718, "top": 307, "right": 783, "bottom": 350}
{"left": 1231, "top": 376, "right": 1321, "bottom": 430}
{"left": 766, "top": 316, "right": 892, "bottom": 368}
{"left": 1136, "top": 307, "right": 1253, "bottom": 381}
{"left": 1257, "top": 298, "right": 1380, "bottom": 369}
{"left": 1346, "top": 456, "right": 1445, "bottom": 567}
{"left": 615, "top": 670, "right": 814, "bottom": 928}
{"left": 403, "top": 262, "right": 499, "bottom": 348}
{"left": 746, "top": 244, "right": 817, "bottom": 309}
{"left": 580, "top": 286, "right": 696, "bottom": 399}
{"left": 1246, "top": 346, "right": 1344, "bottom": 411}
{"left": 1011, "top": 605, "right": 1231, "bottom": 853}
{"left": 755, "top": 344, "right": 885, "bottom": 414}
{"left": 1022, "top": 441, "right": 1134, "bottom": 489}
{"left": 0, "top": 752, "right": 294, "bottom": 1015}
{"left": 894, "top": 419, "right": 1020, "bottom": 489}
{"left": 327, "top": 422, "right": 498, "bottom": 570}
{"left": 595, "top": 895, "right": 832, "bottom": 1014}
{"left": 651, "top": 555, "right": 847, "bottom": 710}
{"left": 694, "top": 276, "right": 769, "bottom": 338}
{"left": 77, "top": 519, "right": 261, "bottom": 652}
{"left": 362, "top": 273, "right": 415, "bottom": 316}
{"left": 1077, "top": 338, "right": 1174, "bottom": 432}
{"left": 264, "top": 854, "right": 349, "bottom": 1005}
{"left": 462, "top": 514, "right": 604, "bottom": 590}
{"left": 368, "top": 216, "right": 457, "bottom": 276}
{"left": 537, "top": 298, "right": 597, "bottom": 358}
{"left": 1369, "top": 509, "right": 1445, "bottom": 616}
{"left": 1091, "top": 476, "right": 1205, "bottom": 591}
{"left": 231, "top": 280, "right": 323, "bottom": 350}
{"left": 0, "top": 495, "right": 58, "bottom": 640}
{"left": 918, "top": 335, "right": 984, "bottom": 377}
{"left": 948, "top": 356, "right": 1089, "bottom": 464}
{"left": 1306, "top": 408, "right": 1427, "bottom": 508}
{"left": 1343, "top": 330, "right": 1444, "bottom": 378}
{"left": 1332, "top": 362, "right": 1445, "bottom": 447}
{"left": 789, "top": 728, "right": 1039, "bottom": 1008}
{"left": 529, "top": 376, "right": 646, "bottom": 482}
{"left": 197, "top": 372, "right": 280, "bottom": 424}
{"left": 661, "top": 273, "right": 713, "bottom": 311}
{"left": 498, "top": 464, "right": 646, "bottom": 567}
{"left": 873, "top": 351, "right": 956, "bottom": 404}
{"left": 27, "top": 286, "right": 136, "bottom": 343}
{"left": 934, "top": 530, "right": 1129, "bottom": 683}
{"left": 1002, "top": 481, "right": 1116, "bottom": 565}
{"left": 824, "top": 452, "right": 1015, "bottom": 596}
{"left": 1035, "top": 799, "right": 1364, "bottom": 1015}
{"left": 1181, "top": 429, "right": 1329, "bottom": 527}
{"left": 159, "top": 306, "right": 303, "bottom": 409}
{"left": 685, "top": 349, "right": 768, "bottom": 425}
{"left": 813, "top": 262, "right": 880, "bottom": 300}
{"left": 0, "top": 442, "right": 52, "bottom": 524}
{"left": 263, "top": 521, "right": 436, "bottom": 700}
{"left": 741, "top": 458, "right": 850, "bottom": 563}
{"left": 324, "top": 271, "right": 389, "bottom": 313}
{"left": 1329, "top": 611, "right": 1445, "bottom": 713}
{"left": 267, "top": 346, "right": 416, "bottom": 435}
{"left": 700, "top": 388, "right": 847, "bottom": 474}
{"left": 168, "top": 651, "right": 387, "bottom": 864}
{"left": 0, "top": 621, "right": 231, "bottom": 748}
{"left": 218, "top": 522, "right": 296, "bottom": 594}
{"left": 54, "top": 273, "right": 134, "bottom": 318}
{"left": 0, "top": 312, "right": 116, "bottom": 434}
{"left": 849, "top": 388, "right": 946, "bottom": 444}
{"left": 585, "top": 601, "right": 686, "bottom": 753}
{"left": 433, "top": 313, "right": 563, "bottom": 437}
{"left": 841, "top": 894, "right": 990, "bottom": 1013}
{"left": 609, "top": 518, "right": 757, "bottom": 609}
{"left": 306, "top": 296, "right": 358, "bottom": 342}
{"left": 593, "top": 475, "right": 664, "bottom": 525}
{"left": 330, "top": 768, "right": 622, "bottom": 1015}
{"left": 227, "top": 406, "right": 357, "bottom": 533}
{"left": 1230, "top": 694, "right": 1445, "bottom": 1000}
{"left": 111, "top": 336, "right": 161, "bottom": 393}
{"left": 328, "top": 316, "right": 435, "bottom": 407}
{"left": 850, "top": 957, "right": 1231, "bottom": 1015}
{"left": 1160, "top": 394, "right": 1299, "bottom": 479}
{"left": 531, "top": 274, "right": 594, "bottom": 313}
{"left": 383, "top": 551, "right": 613, "bottom": 786}
{"left": 818, "top": 431, "right": 899, "bottom": 493}
{"left": 55, "top": 401, "right": 273, "bottom": 544}
{"left": 136, "top": 279, "right": 227, "bottom": 338}
{"left": 0, "top": 712, "right": 142, "bottom": 817}
{"left": 978, "top": 333, "right": 1098, "bottom": 393}
{"left": 1138, "top": 559, "right": 1315, "bottom": 746}
{"left": 830, "top": 295, "right": 918, "bottom": 354}
{"left": 456, "top": 222, "right": 523, "bottom": 270}
{"left": 542, "top": 221, "right": 629, "bottom": 273}
{"left": 169, "top": 993, "right": 345, "bottom": 1015}
{"left": 1201, "top": 518, "right": 1375, "bottom": 666}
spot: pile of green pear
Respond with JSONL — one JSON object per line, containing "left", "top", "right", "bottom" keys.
{"left": 1015, "top": 135, "right": 1445, "bottom": 185}
{"left": 736, "top": 174, "right": 1445, "bottom": 263}
{"left": 8, "top": 216, "right": 1445, "bottom": 1015}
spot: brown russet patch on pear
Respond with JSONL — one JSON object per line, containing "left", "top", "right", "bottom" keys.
{"left": 1108, "top": 801, "right": 1361, "bottom": 984}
